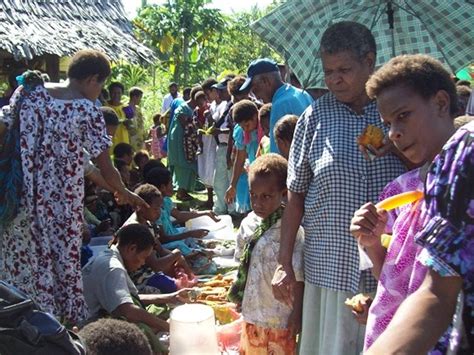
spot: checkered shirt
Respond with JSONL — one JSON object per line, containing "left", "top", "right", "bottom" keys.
{"left": 288, "top": 93, "right": 406, "bottom": 293}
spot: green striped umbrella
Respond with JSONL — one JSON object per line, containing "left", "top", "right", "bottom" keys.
{"left": 252, "top": 0, "right": 474, "bottom": 88}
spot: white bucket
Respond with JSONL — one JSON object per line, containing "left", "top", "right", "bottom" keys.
{"left": 169, "top": 304, "right": 219, "bottom": 355}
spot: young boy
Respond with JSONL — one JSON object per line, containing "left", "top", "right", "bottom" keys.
{"left": 229, "top": 153, "right": 304, "bottom": 355}
{"left": 274, "top": 114, "right": 298, "bottom": 159}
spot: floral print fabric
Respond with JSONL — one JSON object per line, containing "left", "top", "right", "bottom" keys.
{"left": 1, "top": 86, "right": 111, "bottom": 324}
{"left": 240, "top": 321, "right": 297, "bottom": 355}
{"left": 416, "top": 121, "right": 474, "bottom": 354}
{"left": 236, "top": 212, "right": 304, "bottom": 329}
{"left": 364, "top": 168, "right": 428, "bottom": 350}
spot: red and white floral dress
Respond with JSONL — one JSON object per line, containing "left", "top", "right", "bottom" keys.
{"left": 0, "top": 86, "right": 111, "bottom": 324}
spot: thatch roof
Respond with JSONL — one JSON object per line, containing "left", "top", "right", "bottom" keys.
{"left": 0, "top": 0, "right": 155, "bottom": 63}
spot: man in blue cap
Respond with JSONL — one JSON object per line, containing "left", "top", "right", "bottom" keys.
{"left": 240, "top": 58, "right": 313, "bottom": 154}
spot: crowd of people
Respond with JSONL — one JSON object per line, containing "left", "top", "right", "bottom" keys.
{"left": 0, "top": 19, "right": 473, "bottom": 355}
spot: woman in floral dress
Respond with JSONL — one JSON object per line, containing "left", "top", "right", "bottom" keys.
{"left": 0, "top": 50, "right": 145, "bottom": 324}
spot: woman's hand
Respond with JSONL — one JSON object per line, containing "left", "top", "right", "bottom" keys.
{"left": 352, "top": 299, "right": 371, "bottom": 325}
{"left": 114, "top": 189, "right": 149, "bottom": 210}
{"left": 350, "top": 202, "right": 387, "bottom": 248}
{"left": 358, "top": 136, "right": 394, "bottom": 161}
{"left": 271, "top": 264, "right": 297, "bottom": 307}
{"left": 225, "top": 185, "right": 236, "bottom": 204}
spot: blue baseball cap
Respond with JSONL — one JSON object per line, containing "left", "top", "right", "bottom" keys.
{"left": 239, "top": 58, "right": 279, "bottom": 92}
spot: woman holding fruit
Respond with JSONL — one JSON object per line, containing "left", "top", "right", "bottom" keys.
{"left": 270, "top": 21, "right": 405, "bottom": 355}
{"left": 352, "top": 54, "right": 468, "bottom": 354}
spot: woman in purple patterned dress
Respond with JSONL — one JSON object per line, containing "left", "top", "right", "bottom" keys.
{"left": 350, "top": 54, "right": 461, "bottom": 352}
{"left": 0, "top": 50, "right": 146, "bottom": 325}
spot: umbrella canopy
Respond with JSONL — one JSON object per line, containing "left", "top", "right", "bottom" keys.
{"left": 252, "top": 0, "right": 474, "bottom": 88}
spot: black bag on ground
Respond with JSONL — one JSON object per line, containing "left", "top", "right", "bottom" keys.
{"left": 0, "top": 281, "right": 86, "bottom": 355}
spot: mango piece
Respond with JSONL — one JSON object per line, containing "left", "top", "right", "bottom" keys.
{"left": 357, "top": 124, "right": 384, "bottom": 149}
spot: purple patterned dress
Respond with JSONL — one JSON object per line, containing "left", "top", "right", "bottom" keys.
{"left": 416, "top": 121, "right": 474, "bottom": 354}
{"left": 364, "top": 168, "right": 428, "bottom": 350}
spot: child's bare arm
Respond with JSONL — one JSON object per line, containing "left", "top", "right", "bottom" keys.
{"left": 171, "top": 208, "right": 220, "bottom": 223}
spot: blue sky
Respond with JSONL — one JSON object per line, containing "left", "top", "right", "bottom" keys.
{"left": 122, "top": 0, "right": 274, "bottom": 18}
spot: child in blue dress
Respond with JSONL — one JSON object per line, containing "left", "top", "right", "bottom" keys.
{"left": 225, "top": 100, "right": 262, "bottom": 213}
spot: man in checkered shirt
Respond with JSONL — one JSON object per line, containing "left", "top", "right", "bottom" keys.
{"left": 271, "top": 22, "right": 406, "bottom": 355}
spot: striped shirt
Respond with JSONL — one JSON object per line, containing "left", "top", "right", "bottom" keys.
{"left": 287, "top": 93, "right": 406, "bottom": 293}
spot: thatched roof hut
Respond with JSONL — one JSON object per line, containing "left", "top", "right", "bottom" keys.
{"left": 0, "top": 0, "right": 155, "bottom": 80}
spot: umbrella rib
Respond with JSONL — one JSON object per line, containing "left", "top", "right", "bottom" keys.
{"left": 370, "top": 2, "right": 385, "bottom": 30}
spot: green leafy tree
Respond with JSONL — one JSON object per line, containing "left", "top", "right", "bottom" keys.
{"left": 215, "top": 6, "right": 282, "bottom": 74}
{"left": 133, "top": 0, "right": 226, "bottom": 85}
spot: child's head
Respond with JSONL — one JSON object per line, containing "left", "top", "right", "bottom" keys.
{"left": 366, "top": 54, "right": 457, "bottom": 165}
{"left": 233, "top": 99, "right": 259, "bottom": 133}
{"left": 113, "top": 143, "right": 134, "bottom": 165}
{"left": 194, "top": 91, "right": 208, "bottom": 109}
{"left": 78, "top": 318, "right": 152, "bottom": 355}
{"left": 145, "top": 167, "right": 173, "bottom": 197}
{"left": 129, "top": 86, "right": 144, "bottom": 105}
{"left": 248, "top": 153, "right": 287, "bottom": 219}
{"left": 142, "top": 159, "right": 166, "bottom": 181}
{"left": 190, "top": 85, "right": 203, "bottom": 102}
{"left": 152, "top": 113, "right": 162, "bottom": 127}
{"left": 133, "top": 150, "right": 150, "bottom": 170}
{"left": 274, "top": 114, "right": 298, "bottom": 159}
{"left": 259, "top": 103, "right": 272, "bottom": 136}
{"left": 456, "top": 85, "right": 471, "bottom": 116}
{"left": 116, "top": 223, "right": 155, "bottom": 272}
{"left": 100, "top": 106, "right": 119, "bottom": 137}
{"left": 134, "top": 184, "right": 163, "bottom": 222}
{"left": 114, "top": 159, "right": 130, "bottom": 186}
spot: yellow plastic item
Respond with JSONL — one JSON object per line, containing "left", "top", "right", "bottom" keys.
{"left": 376, "top": 190, "right": 424, "bottom": 211}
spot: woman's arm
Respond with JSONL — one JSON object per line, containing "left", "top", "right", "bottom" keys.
{"left": 271, "top": 191, "right": 305, "bottom": 307}
{"left": 171, "top": 208, "right": 220, "bottom": 224}
{"left": 367, "top": 270, "right": 462, "bottom": 354}
{"left": 85, "top": 166, "right": 115, "bottom": 193}
{"left": 225, "top": 149, "right": 247, "bottom": 204}
{"left": 94, "top": 150, "right": 148, "bottom": 209}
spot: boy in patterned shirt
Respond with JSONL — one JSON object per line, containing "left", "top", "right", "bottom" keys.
{"left": 229, "top": 153, "right": 304, "bottom": 355}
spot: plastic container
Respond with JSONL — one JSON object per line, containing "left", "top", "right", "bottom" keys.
{"left": 170, "top": 304, "right": 219, "bottom": 355}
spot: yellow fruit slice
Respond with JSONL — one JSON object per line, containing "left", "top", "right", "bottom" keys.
{"left": 376, "top": 190, "right": 424, "bottom": 211}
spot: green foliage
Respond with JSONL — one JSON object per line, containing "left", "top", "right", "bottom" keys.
{"left": 133, "top": 0, "right": 226, "bottom": 85}
{"left": 132, "top": 0, "right": 281, "bottom": 86}
{"left": 107, "top": 1, "right": 284, "bottom": 132}
{"left": 217, "top": 6, "right": 282, "bottom": 74}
